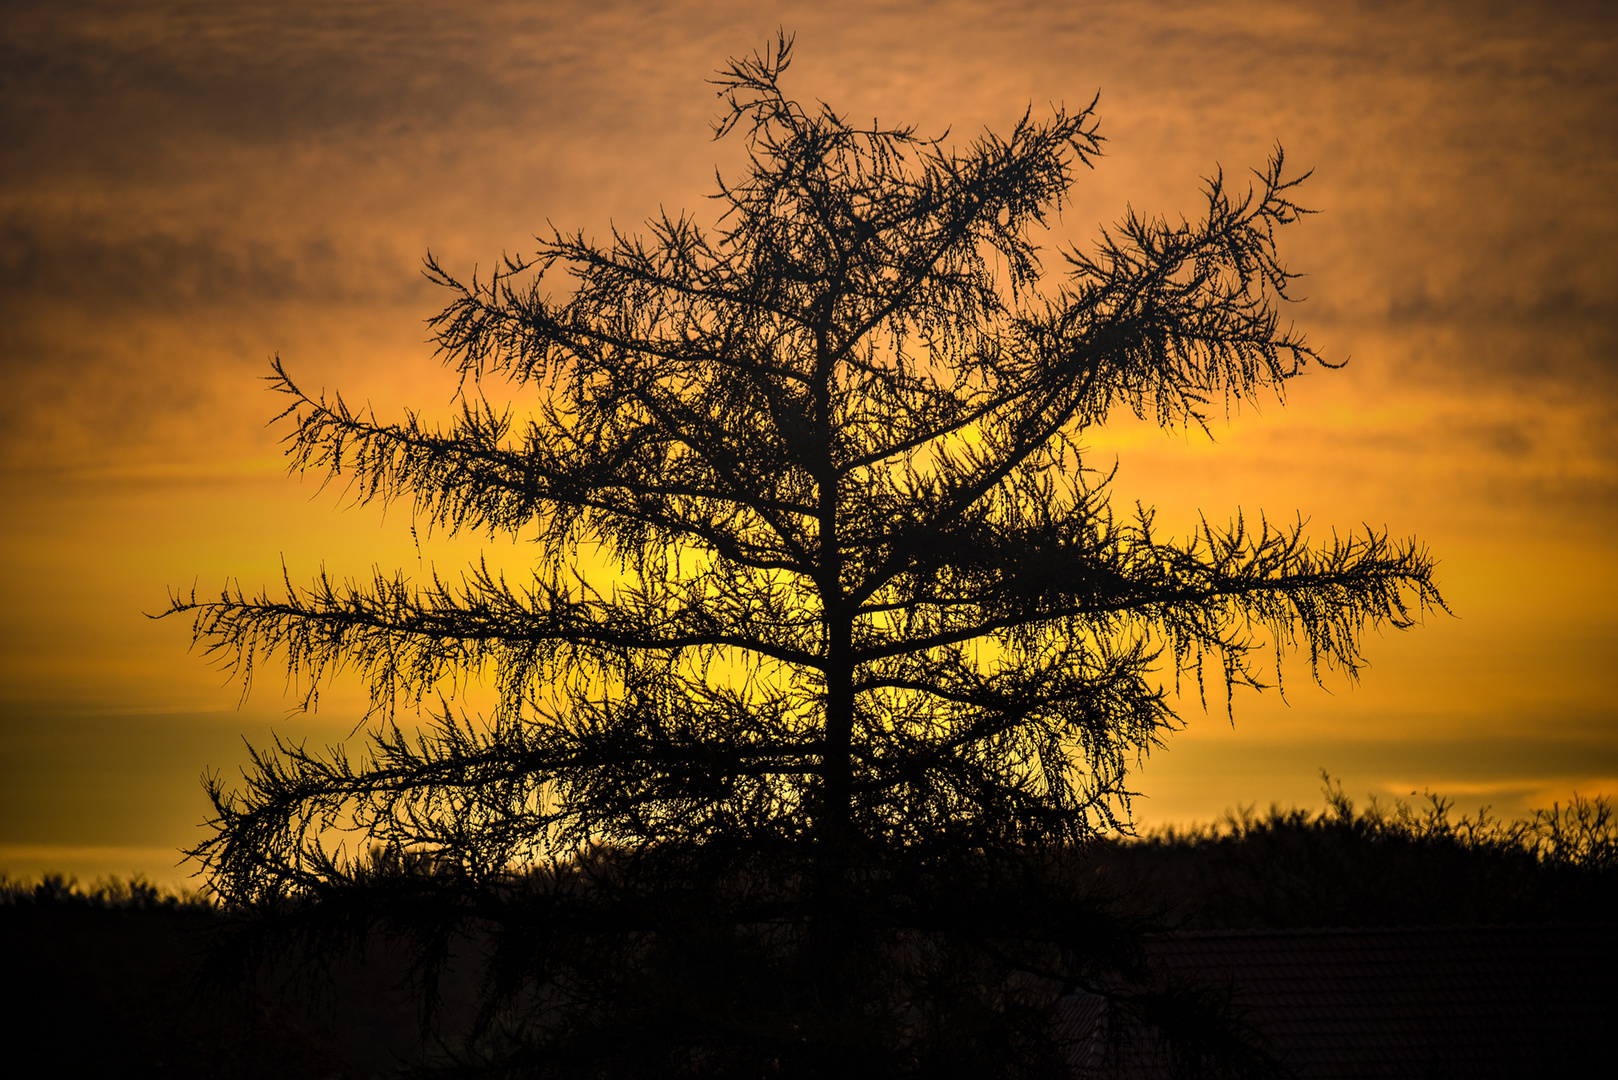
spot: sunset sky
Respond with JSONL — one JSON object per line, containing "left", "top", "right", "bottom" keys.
{"left": 3, "top": 0, "right": 1615, "bottom": 889}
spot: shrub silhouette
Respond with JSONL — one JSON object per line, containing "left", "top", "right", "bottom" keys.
{"left": 1091, "top": 776, "right": 1617, "bottom": 930}
{"left": 8, "top": 779, "right": 1608, "bottom": 1075}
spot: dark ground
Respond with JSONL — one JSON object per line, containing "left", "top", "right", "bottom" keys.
{"left": 4, "top": 788, "right": 1611, "bottom": 1077}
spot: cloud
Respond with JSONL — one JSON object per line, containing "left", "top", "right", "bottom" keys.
{"left": 0, "top": 213, "right": 395, "bottom": 313}
{"left": 4, "top": 0, "right": 1612, "bottom": 494}
{"left": 1380, "top": 777, "right": 1618, "bottom": 803}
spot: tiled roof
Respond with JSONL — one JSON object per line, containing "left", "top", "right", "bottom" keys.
{"left": 1058, "top": 924, "right": 1618, "bottom": 1078}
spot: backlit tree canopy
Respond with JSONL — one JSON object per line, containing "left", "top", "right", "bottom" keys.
{"left": 172, "top": 38, "right": 1439, "bottom": 907}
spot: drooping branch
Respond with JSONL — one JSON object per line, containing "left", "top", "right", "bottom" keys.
{"left": 166, "top": 560, "right": 823, "bottom": 719}
{"left": 856, "top": 515, "right": 1440, "bottom": 689}
{"left": 268, "top": 359, "right": 819, "bottom": 573}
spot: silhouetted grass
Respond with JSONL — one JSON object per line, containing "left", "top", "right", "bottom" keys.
{"left": 1, "top": 871, "right": 214, "bottom": 910}
{"left": 1087, "top": 775, "right": 1616, "bottom": 930}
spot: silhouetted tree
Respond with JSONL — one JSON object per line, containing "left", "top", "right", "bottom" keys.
{"left": 168, "top": 37, "right": 1439, "bottom": 1077}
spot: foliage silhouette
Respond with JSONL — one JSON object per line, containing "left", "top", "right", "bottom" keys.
{"left": 0, "top": 875, "right": 471, "bottom": 1078}
{"left": 7, "top": 783, "right": 1608, "bottom": 1078}
{"left": 167, "top": 36, "right": 1440, "bottom": 1076}
{"left": 1094, "top": 776, "right": 1618, "bottom": 930}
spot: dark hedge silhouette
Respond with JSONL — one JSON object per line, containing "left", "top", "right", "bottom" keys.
{"left": 165, "top": 37, "right": 1441, "bottom": 1077}
{"left": 0, "top": 874, "right": 464, "bottom": 1078}
{"left": 7, "top": 790, "right": 1609, "bottom": 1076}
{"left": 1092, "top": 776, "right": 1618, "bottom": 931}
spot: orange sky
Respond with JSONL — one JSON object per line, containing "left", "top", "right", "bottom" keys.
{"left": 3, "top": 0, "right": 1615, "bottom": 889}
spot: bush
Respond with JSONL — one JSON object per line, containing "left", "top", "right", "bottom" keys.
{"left": 1090, "top": 775, "right": 1617, "bottom": 929}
